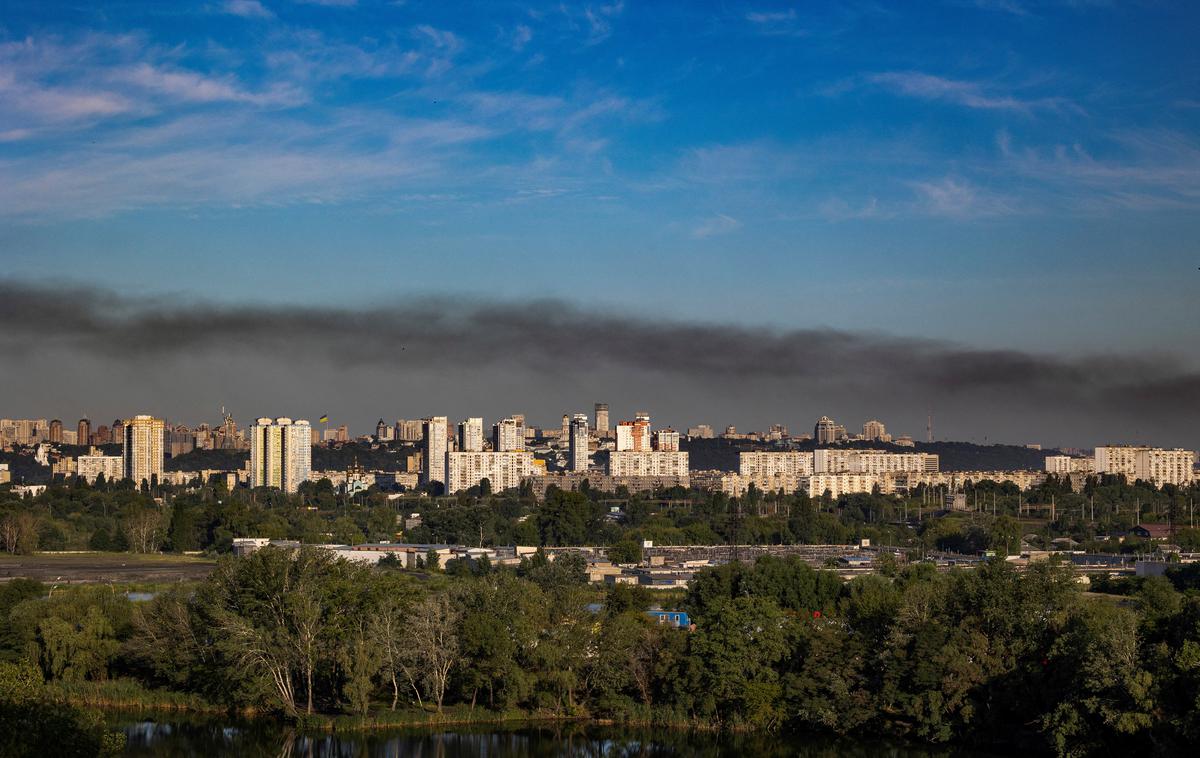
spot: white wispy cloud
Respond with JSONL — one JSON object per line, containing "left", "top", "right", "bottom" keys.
{"left": 745, "top": 8, "right": 808, "bottom": 37}
{"left": 909, "top": 177, "right": 1019, "bottom": 218}
{"left": 868, "top": 71, "right": 1075, "bottom": 113}
{"left": 510, "top": 24, "right": 533, "bottom": 51}
{"left": 691, "top": 213, "right": 742, "bottom": 238}
{"left": 998, "top": 129, "right": 1200, "bottom": 210}
{"left": 220, "top": 0, "right": 275, "bottom": 19}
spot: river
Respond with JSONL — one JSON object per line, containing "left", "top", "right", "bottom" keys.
{"left": 114, "top": 715, "right": 1003, "bottom": 757}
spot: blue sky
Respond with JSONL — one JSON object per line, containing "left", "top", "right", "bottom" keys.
{"left": 1, "top": 1, "right": 1199, "bottom": 441}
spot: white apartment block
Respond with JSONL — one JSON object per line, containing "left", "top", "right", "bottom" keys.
{"left": 123, "top": 415, "right": 164, "bottom": 485}
{"left": 569, "top": 414, "right": 590, "bottom": 472}
{"left": 813, "top": 448, "right": 938, "bottom": 474}
{"left": 422, "top": 417, "right": 449, "bottom": 486}
{"left": 608, "top": 451, "right": 689, "bottom": 482}
{"left": 739, "top": 451, "right": 815, "bottom": 478}
{"left": 76, "top": 454, "right": 123, "bottom": 483}
{"left": 803, "top": 473, "right": 882, "bottom": 499}
{"left": 458, "top": 418, "right": 484, "bottom": 452}
{"left": 615, "top": 419, "right": 652, "bottom": 452}
{"left": 654, "top": 429, "right": 681, "bottom": 452}
{"left": 492, "top": 417, "right": 525, "bottom": 452}
{"left": 249, "top": 417, "right": 312, "bottom": 493}
{"left": 446, "top": 451, "right": 538, "bottom": 493}
{"left": 849, "top": 451, "right": 939, "bottom": 474}
{"left": 1094, "top": 446, "right": 1195, "bottom": 487}
{"left": 1044, "top": 455, "right": 1095, "bottom": 475}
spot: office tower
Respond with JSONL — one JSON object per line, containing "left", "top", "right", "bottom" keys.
{"left": 814, "top": 416, "right": 837, "bottom": 444}
{"left": 48, "top": 419, "right": 63, "bottom": 443}
{"left": 594, "top": 403, "right": 609, "bottom": 436}
{"left": 654, "top": 429, "right": 680, "bottom": 452}
{"left": 862, "top": 420, "right": 889, "bottom": 442}
{"left": 249, "top": 417, "right": 312, "bottom": 493}
{"left": 422, "top": 416, "right": 448, "bottom": 487}
{"left": 123, "top": 415, "right": 164, "bottom": 485}
{"left": 458, "top": 417, "right": 484, "bottom": 452}
{"left": 77, "top": 418, "right": 91, "bottom": 446}
{"left": 493, "top": 416, "right": 525, "bottom": 452}
{"left": 569, "top": 413, "right": 590, "bottom": 472}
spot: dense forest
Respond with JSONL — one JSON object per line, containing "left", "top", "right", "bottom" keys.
{"left": 2, "top": 550, "right": 1200, "bottom": 756}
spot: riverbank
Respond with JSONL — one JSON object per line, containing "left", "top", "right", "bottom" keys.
{"left": 66, "top": 679, "right": 745, "bottom": 737}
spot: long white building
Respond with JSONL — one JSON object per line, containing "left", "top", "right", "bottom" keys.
{"left": 608, "top": 450, "right": 689, "bottom": 482}
{"left": 813, "top": 448, "right": 938, "bottom": 474}
{"left": 249, "top": 417, "right": 312, "bottom": 493}
{"left": 77, "top": 454, "right": 123, "bottom": 483}
{"left": 740, "top": 451, "right": 814, "bottom": 476}
{"left": 1094, "top": 445, "right": 1195, "bottom": 487}
{"left": 1045, "top": 455, "right": 1095, "bottom": 475}
{"left": 446, "top": 451, "right": 539, "bottom": 493}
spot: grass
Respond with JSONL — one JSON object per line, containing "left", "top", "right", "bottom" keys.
{"left": 43, "top": 678, "right": 223, "bottom": 713}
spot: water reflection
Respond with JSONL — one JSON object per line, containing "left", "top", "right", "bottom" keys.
{"left": 117, "top": 716, "right": 990, "bottom": 758}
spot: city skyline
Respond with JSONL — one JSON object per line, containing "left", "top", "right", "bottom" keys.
{"left": 3, "top": 1, "right": 1199, "bottom": 447}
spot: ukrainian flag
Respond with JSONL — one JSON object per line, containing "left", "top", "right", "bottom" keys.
{"left": 318, "top": 414, "right": 329, "bottom": 423}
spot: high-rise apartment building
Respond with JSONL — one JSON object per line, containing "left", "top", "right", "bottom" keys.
{"left": 569, "top": 414, "right": 590, "bottom": 472}
{"left": 616, "top": 415, "right": 652, "bottom": 452}
{"left": 249, "top": 417, "right": 312, "bottom": 493}
{"left": 862, "top": 420, "right": 890, "bottom": 442}
{"left": 560, "top": 414, "right": 571, "bottom": 446}
{"left": 77, "top": 418, "right": 91, "bottom": 446}
{"left": 492, "top": 416, "right": 525, "bottom": 452}
{"left": 123, "top": 415, "right": 164, "bottom": 485}
{"left": 422, "top": 416, "right": 448, "bottom": 487}
{"left": 654, "top": 429, "right": 680, "bottom": 452}
{"left": 48, "top": 419, "right": 63, "bottom": 443}
{"left": 814, "top": 416, "right": 838, "bottom": 444}
{"left": 394, "top": 419, "right": 424, "bottom": 442}
{"left": 687, "top": 424, "right": 715, "bottom": 439}
{"left": 594, "top": 403, "right": 609, "bottom": 436}
{"left": 458, "top": 417, "right": 484, "bottom": 452}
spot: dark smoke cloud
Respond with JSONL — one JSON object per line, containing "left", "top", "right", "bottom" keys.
{"left": 0, "top": 278, "right": 1197, "bottom": 444}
